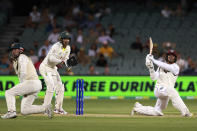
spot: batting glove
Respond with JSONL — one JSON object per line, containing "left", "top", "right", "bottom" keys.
{"left": 147, "top": 54, "right": 154, "bottom": 61}
{"left": 146, "top": 56, "right": 154, "bottom": 69}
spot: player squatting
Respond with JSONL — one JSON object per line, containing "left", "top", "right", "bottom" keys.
{"left": 1, "top": 43, "right": 52, "bottom": 119}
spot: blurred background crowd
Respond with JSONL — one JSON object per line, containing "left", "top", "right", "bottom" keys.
{"left": 0, "top": 0, "right": 197, "bottom": 76}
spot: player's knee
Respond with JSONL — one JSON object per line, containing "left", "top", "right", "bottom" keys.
{"left": 5, "top": 90, "right": 9, "bottom": 96}
{"left": 46, "top": 84, "right": 55, "bottom": 93}
{"left": 60, "top": 84, "right": 65, "bottom": 92}
{"left": 46, "top": 88, "right": 54, "bottom": 93}
{"left": 57, "top": 83, "right": 65, "bottom": 93}
{"left": 37, "top": 81, "right": 42, "bottom": 91}
{"left": 21, "top": 106, "right": 28, "bottom": 115}
{"left": 5, "top": 90, "right": 12, "bottom": 97}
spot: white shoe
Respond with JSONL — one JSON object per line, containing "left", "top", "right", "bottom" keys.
{"left": 54, "top": 109, "right": 59, "bottom": 114}
{"left": 134, "top": 102, "right": 142, "bottom": 108}
{"left": 131, "top": 109, "right": 135, "bottom": 116}
{"left": 59, "top": 109, "right": 68, "bottom": 115}
{"left": 155, "top": 110, "right": 164, "bottom": 116}
{"left": 1, "top": 111, "right": 17, "bottom": 119}
{"left": 184, "top": 113, "right": 193, "bottom": 117}
{"left": 54, "top": 109, "right": 68, "bottom": 115}
{"left": 45, "top": 104, "right": 53, "bottom": 118}
{"left": 131, "top": 102, "right": 140, "bottom": 116}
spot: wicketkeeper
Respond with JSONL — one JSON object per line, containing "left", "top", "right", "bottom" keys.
{"left": 131, "top": 50, "right": 192, "bottom": 117}
{"left": 1, "top": 43, "right": 52, "bottom": 119}
{"left": 39, "top": 31, "right": 78, "bottom": 115}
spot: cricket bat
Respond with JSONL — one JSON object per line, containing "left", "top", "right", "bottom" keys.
{"left": 149, "top": 37, "right": 153, "bottom": 55}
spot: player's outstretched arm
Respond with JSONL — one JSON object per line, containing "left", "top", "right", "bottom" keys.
{"left": 148, "top": 55, "right": 179, "bottom": 75}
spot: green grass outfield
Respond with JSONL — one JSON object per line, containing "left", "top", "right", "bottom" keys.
{"left": 0, "top": 99, "right": 197, "bottom": 131}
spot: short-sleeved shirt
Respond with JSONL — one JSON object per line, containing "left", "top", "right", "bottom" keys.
{"left": 99, "top": 46, "right": 114, "bottom": 58}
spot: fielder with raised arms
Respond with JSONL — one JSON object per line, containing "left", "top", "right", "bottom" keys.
{"left": 1, "top": 43, "right": 52, "bottom": 119}
{"left": 39, "top": 31, "right": 77, "bottom": 115}
{"left": 131, "top": 50, "right": 192, "bottom": 117}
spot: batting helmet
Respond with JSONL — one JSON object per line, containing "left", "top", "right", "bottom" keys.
{"left": 165, "top": 50, "right": 177, "bottom": 63}
{"left": 8, "top": 43, "right": 24, "bottom": 61}
{"left": 59, "top": 31, "right": 71, "bottom": 40}
{"left": 8, "top": 43, "right": 24, "bottom": 52}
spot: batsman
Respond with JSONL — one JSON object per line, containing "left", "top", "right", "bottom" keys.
{"left": 131, "top": 38, "right": 192, "bottom": 117}
{"left": 39, "top": 31, "right": 77, "bottom": 115}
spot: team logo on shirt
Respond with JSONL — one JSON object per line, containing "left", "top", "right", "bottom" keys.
{"left": 59, "top": 50, "right": 68, "bottom": 56}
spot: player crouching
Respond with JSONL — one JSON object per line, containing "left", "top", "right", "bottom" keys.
{"left": 1, "top": 43, "right": 52, "bottom": 119}
{"left": 131, "top": 50, "right": 192, "bottom": 117}
{"left": 39, "top": 31, "right": 78, "bottom": 115}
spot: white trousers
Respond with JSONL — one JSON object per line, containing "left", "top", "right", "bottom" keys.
{"left": 5, "top": 80, "right": 45, "bottom": 115}
{"left": 39, "top": 63, "right": 65, "bottom": 110}
{"left": 134, "top": 86, "right": 190, "bottom": 116}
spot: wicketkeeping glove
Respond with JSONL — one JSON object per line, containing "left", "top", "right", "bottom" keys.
{"left": 67, "top": 56, "right": 78, "bottom": 67}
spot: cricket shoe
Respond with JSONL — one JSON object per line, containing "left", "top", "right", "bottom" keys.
{"left": 134, "top": 102, "right": 142, "bottom": 108}
{"left": 45, "top": 104, "right": 53, "bottom": 118}
{"left": 131, "top": 102, "right": 141, "bottom": 116}
{"left": 54, "top": 109, "right": 68, "bottom": 115}
{"left": 1, "top": 111, "right": 17, "bottom": 119}
{"left": 155, "top": 109, "right": 164, "bottom": 116}
{"left": 184, "top": 113, "right": 193, "bottom": 117}
{"left": 131, "top": 109, "right": 135, "bottom": 116}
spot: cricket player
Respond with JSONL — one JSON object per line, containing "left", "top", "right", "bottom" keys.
{"left": 1, "top": 43, "right": 52, "bottom": 119}
{"left": 131, "top": 50, "right": 192, "bottom": 117}
{"left": 39, "top": 31, "right": 77, "bottom": 115}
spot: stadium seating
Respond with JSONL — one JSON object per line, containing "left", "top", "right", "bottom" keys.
{"left": 0, "top": 13, "right": 7, "bottom": 29}
{"left": 15, "top": 2, "right": 197, "bottom": 75}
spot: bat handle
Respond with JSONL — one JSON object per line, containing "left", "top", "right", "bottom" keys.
{"left": 149, "top": 50, "right": 152, "bottom": 55}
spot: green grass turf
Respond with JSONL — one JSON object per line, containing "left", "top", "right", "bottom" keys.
{"left": 0, "top": 99, "right": 197, "bottom": 131}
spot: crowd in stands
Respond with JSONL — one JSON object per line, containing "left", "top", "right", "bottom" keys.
{"left": 0, "top": 0, "right": 197, "bottom": 75}
{"left": 130, "top": 35, "right": 197, "bottom": 75}
{"left": 161, "top": 4, "right": 184, "bottom": 19}
{"left": 1, "top": 0, "right": 116, "bottom": 75}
